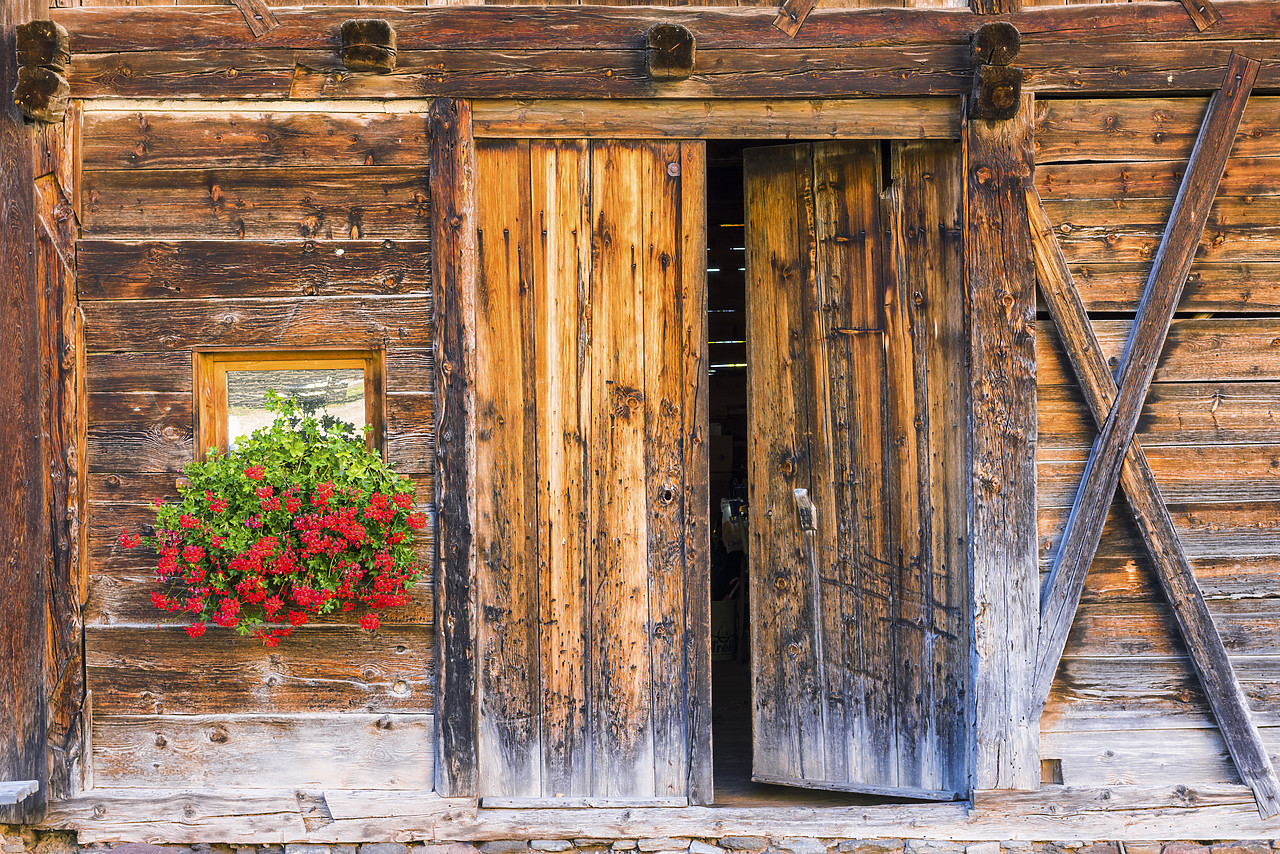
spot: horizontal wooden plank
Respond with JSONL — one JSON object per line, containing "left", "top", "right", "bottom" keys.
{"left": 86, "top": 571, "right": 434, "bottom": 628}
{"left": 83, "top": 111, "right": 429, "bottom": 170}
{"left": 82, "top": 166, "right": 430, "bottom": 240}
{"left": 83, "top": 295, "right": 433, "bottom": 352}
{"left": 87, "top": 468, "right": 434, "bottom": 508}
{"left": 1079, "top": 554, "right": 1280, "bottom": 605}
{"left": 1054, "top": 261, "right": 1280, "bottom": 313}
{"left": 78, "top": 240, "right": 432, "bottom": 301}
{"left": 1044, "top": 655, "right": 1280, "bottom": 731}
{"left": 87, "top": 351, "right": 193, "bottom": 394}
{"left": 1037, "top": 158, "right": 1280, "bottom": 201}
{"left": 471, "top": 97, "right": 962, "bottom": 139}
{"left": 87, "top": 625, "right": 435, "bottom": 715}
{"left": 1042, "top": 726, "right": 1280, "bottom": 789}
{"left": 1037, "top": 318, "right": 1280, "bottom": 385}
{"left": 1053, "top": 219, "right": 1280, "bottom": 265}
{"left": 1064, "top": 597, "right": 1280, "bottom": 658}
{"left": 1038, "top": 381, "right": 1280, "bottom": 449}
{"left": 1036, "top": 97, "right": 1280, "bottom": 162}
{"left": 1039, "top": 501, "right": 1280, "bottom": 566}
{"left": 1043, "top": 193, "right": 1280, "bottom": 231}
{"left": 1038, "top": 444, "right": 1280, "bottom": 506}
{"left": 92, "top": 713, "right": 434, "bottom": 789}
{"left": 1021, "top": 40, "right": 1280, "bottom": 95}
{"left": 49, "top": 3, "right": 1280, "bottom": 54}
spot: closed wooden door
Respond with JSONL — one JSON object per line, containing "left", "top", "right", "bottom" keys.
{"left": 473, "top": 139, "right": 710, "bottom": 803}
{"left": 744, "top": 141, "right": 969, "bottom": 799}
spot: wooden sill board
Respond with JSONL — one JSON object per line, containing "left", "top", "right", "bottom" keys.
{"left": 0, "top": 780, "right": 39, "bottom": 806}
{"left": 39, "top": 784, "right": 1280, "bottom": 843}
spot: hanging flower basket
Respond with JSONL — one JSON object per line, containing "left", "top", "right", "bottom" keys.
{"left": 120, "top": 393, "right": 427, "bottom": 646}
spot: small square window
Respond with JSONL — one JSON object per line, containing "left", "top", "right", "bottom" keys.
{"left": 194, "top": 350, "right": 385, "bottom": 458}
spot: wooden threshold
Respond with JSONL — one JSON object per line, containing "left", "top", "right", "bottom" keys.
{"left": 40, "top": 784, "right": 1280, "bottom": 843}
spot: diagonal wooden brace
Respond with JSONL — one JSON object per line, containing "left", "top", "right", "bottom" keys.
{"left": 1177, "top": 0, "right": 1223, "bottom": 32}
{"left": 1035, "top": 51, "right": 1259, "bottom": 721}
{"left": 1028, "top": 189, "right": 1280, "bottom": 819}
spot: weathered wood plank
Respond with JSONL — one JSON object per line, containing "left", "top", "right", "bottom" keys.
{"left": 82, "top": 111, "right": 429, "bottom": 170}
{"left": 1046, "top": 261, "right": 1280, "bottom": 313}
{"left": 1035, "top": 97, "right": 1280, "bottom": 163}
{"left": 92, "top": 714, "right": 434, "bottom": 790}
{"left": 1036, "top": 158, "right": 1280, "bottom": 202}
{"left": 47, "top": 3, "right": 1280, "bottom": 54}
{"left": 1037, "top": 318, "right": 1280, "bottom": 386}
{"left": 471, "top": 97, "right": 962, "bottom": 140}
{"left": 77, "top": 240, "right": 431, "bottom": 301}
{"left": 745, "top": 142, "right": 827, "bottom": 785}
{"left": 82, "top": 296, "right": 432, "bottom": 352}
{"left": 474, "top": 139, "right": 540, "bottom": 798}
{"left": 1038, "top": 444, "right": 1280, "bottom": 505}
{"left": 966, "top": 92, "right": 1038, "bottom": 791}
{"left": 677, "top": 138, "right": 712, "bottom": 806}
{"left": 429, "top": 97, "right": 478, "bottom": 798}
{"left": 81, "top": 166, "right": 430, "bottom": 240}
{"left": 529, "top": 140, "right": 591, "bottom": 799}
{"left": 0, "top": 0, "right": 50, "bottom": 821}
{"left": 1074, "top": 554, "right": 1280, "bottom": 605}
{"left": 1045, "top": 217, "right": 1280, "bottom": 266}
{"left": 86, "top": 625, "right": 434, "bottom": 715}
{"left": 1036, "top": 55, "right": 1260, "bottom": 737}
{"left": 589, "top": 141, "right": 655, "bottom": 797}
{"left": 1061, "top": 598, "right": 1280, "bottom": 660}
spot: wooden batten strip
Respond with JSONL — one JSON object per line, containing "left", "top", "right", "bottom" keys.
{"left": 1027, "top": 188, "right": 1280, "bottom": 819}
{"left": 429, "top": 97, "right": 478, "bottom": 798}
{"left": 773, "top": 0, "right": 820, "bottom": 38}
{"left": 229, "top": 0, "right": 280, "bottom": 38}
{"left": 1179, "top": 0, "right": 1224, "bottom": 32}
{"left": 471, "top": 98, "right": 961, "bottom": 140}
{"left": 1035, "top": 53, "right": 1261, "bottom": 730}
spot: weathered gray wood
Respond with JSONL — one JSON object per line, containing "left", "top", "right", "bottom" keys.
{"left": 1035, "top": 53, "right": 1261, "bottom": 753}
{"left": 0, "top": 0, "right": 50, "bottom": 823}
{"left": 1028, "top": 188, "right": 1280, "bottom": 818}
{"left": 430, "top": 97, "right": 478, "bottom": 798}
{"left": 965, "top": 91, "right": 1038, "bottom": 791}
{"left": 0, "top": 781, "right": 38, "bottom": 807}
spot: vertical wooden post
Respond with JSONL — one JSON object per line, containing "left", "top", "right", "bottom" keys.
{"left": 430, "top": 97, "right": 479, "bottom": 798}
{"left": 965, "top": 91, "right": 1038, "bottom": 792}
{"left": 0, "top": 0, "right": 51, "bottom": 826}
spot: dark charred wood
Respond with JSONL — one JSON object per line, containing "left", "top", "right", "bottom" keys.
{"left": 970, "top": 21, "right": 1019, "bottom": 67}
{"left": 16, "top": 20, "right": 69, "bottom": 72}
{"left": 969, "top": 64, "right": 1022, "bottom": 120}
{"left": 13, "top": 67, "right": 68, "bottom": 124}
{"left": 645, "top": 23, "right": 695, "bottom": 81}
{"left": 343, "top": 19, "right": 397, "bottom": 74}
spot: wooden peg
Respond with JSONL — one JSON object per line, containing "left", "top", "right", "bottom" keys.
{"left": 646, "top": 23, "right": 696, "bottom": 81}
{"left": 14, "top": 66, "right": 69, "bottom": 123}
{"left": 342, "top": 19, "right": 397, "bottom": 74}
{"left": 969, "top": 64, "right": 1023, "bottom": 120}
{"left": 970, "top": 21, "right": 1020, "bottom": 67}
{"left": 16, "top": 20, "right": 69, "bottom": 73}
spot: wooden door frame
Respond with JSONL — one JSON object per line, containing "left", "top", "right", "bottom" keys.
{"left": 432, "top": 94, "right": 1037, "bottom": 800}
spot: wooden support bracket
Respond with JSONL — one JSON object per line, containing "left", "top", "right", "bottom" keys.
{"left": 342, "top": 19, "right": 397, "bottom": 74}
{"left": 1178, "top": 0, "right": 1223, "bottom": 32}
{"left": 646, "top": 23, "right": 696, "bottom": 81}
{"left": 772, "top": 0, "right": 819, "bottom": 38}
{"left": 12, "top": 21, "right": 69, "bottom": 123}
{"left": 1034, "top": 49, "right": 1262, "bottom": 789}
{"left": 1027, "top": 188, "right": 1280, "bottom": 821}
{"left": 228, "top": 0, "right": 279, "bottom": 38}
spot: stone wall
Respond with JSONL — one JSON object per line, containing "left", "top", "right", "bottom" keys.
{"left": 3, "top": 832, "right": 1279, "bottom": 854}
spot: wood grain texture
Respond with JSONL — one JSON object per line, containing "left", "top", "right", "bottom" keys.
{"left": 1035, "top": 55, "right": 1260, "bottom": 748}
{"left": 965, "top": 92, "right": 1039, "bottom": 791}
{"left": 0, "top": 0, "right": 50, "bottom": 823}
{"left": 1028, "top": 187, "right": 1280, "bottom": 817}
{"left": 77, "top": 240, "right": 431, "bottom": 300}
{"left": 82, "top": 111, "right": 430, "bottom": 170}
{"left": 81, "top": 166, "right": 430, "bottom": 240}
{"left": 471, "top": 98, "right": 962, "bottom": 140}
{"left": 92, "top": 714, "right": 434, "bottom": 790}
{"left": 430, "top": 97, "right": 478, "bottom": 798}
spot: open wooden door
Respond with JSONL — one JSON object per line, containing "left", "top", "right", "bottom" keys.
{"left": 472, "top": 139, "right": 710, "bottom": 804}
{"left": 744, "top": 141, "right": 969, "bottom": 799}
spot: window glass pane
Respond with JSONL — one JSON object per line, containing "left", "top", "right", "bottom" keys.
{"left": 226, "top": 368, "right": 365, "bottom": 449}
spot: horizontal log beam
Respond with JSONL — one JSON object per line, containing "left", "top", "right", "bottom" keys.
{"left": 45, "top": 2, "right": 1280, "bottom": 99}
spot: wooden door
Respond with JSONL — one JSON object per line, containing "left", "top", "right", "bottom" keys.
{"left": 744, "top": 141, "right": 969, "bottom": 799}
{"left": 472, "top": 139, "right": 710, "bottom": 804}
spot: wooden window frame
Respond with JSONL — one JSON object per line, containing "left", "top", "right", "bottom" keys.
{"left": 193, "top": 348, "right": 386, "bottom": 459}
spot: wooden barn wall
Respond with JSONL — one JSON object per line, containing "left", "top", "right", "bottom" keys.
{"left": 77, "top": 107, "right": 437, "bottom": 791}
{"left": 1034, "top": 96, "right": 1280, "bottom": 787}
{"left": 46, "top": 0, "right": 965, "bottom": 9}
